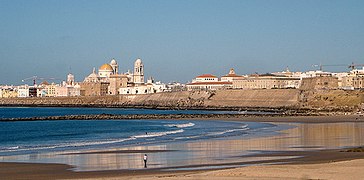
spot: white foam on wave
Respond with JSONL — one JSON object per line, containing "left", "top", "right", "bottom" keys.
{"left": 0, "top": 137, "right": 136, "bottom": 153}
{"left": 174, "top": 135, "right": 200, "bottom": 140}
{"left": 208, "top": 125, "right": 250, "bottom": 136}
{"left": 174, "top": 125, "right": 249, "bottom": 140}
{"left": 164, "top": 122, "right": 195, "bottom": 128}
{"left": 3, "top": 146, "right": 19, "bottom": 150}
{"left": 132, "top": 129, "right": 184, "bottom": 138}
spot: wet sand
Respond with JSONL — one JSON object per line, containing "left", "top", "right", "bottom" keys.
{"left": 62, "top": 149, "right": 177, "bottom": 155}
{"left": 1, "top": 148, "right": 364, "bottom": 180}
{"left": 1, "top": 115, "right": 364, "bottom": 179}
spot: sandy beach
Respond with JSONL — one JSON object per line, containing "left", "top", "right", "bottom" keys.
{"left": 1, "top": 115, "right": 364, "bottom": 179}
{"left": 1, "top": 147, "right": 364, "bottom": 180}
{"left": 147, "top": 158, "right": 364, "bottom": 180}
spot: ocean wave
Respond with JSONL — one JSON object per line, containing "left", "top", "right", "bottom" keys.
{"left": 132, "top": 129, "right": 184, "bottom": 138}
{"left": 164, "top": 122, "right": 195, "bottom": 128}
{"left": 207, "top": 125, "right": 250, "bottom": 136}
{"left": 174, "top": 135, "right": 200, "bottom": 140}
{"left": 0, "top": 137, "right": 136, "bottom": 153}
{"left": 174, "top": 125, "right": 249, "bottom": 140}
{"left": 2, "top": 146, "right": 20, "bottom": 150}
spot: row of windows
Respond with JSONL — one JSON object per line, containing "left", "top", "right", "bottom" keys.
{"left": 204, "top": 78, "right": 216, "bottom": 81}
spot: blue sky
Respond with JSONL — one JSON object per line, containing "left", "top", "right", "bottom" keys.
{"left": 1, "top": 0, "right": 364, "bottom": 85}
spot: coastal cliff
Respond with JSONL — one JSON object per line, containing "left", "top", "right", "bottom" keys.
{"left": 0, "top": 89, "right": 362, "bottom": 112}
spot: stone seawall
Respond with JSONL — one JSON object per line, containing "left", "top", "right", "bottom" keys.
{"left": 0, "top": 89, "right": 299, "bottom": 110}
{"left": 205, "top": 89, "right": 299, "bottom": 108}
{"left": 0, "top": 89, "right": 362, "bottom": 112}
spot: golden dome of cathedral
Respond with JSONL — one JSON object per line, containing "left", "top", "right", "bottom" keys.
{"left": 99, "top": 64, "right": 113, "bottom": 71}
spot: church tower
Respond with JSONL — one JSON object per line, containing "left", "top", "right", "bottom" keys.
{"left": 110, "top": 58, "right": 119, "bottom": 75}
{"left": 67, "top": 73, "right": 75, "bottom": 86}
{"left": 133, "top": 58, "right": 144, "bottom": 84}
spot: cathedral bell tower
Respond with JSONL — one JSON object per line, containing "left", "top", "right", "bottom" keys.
{"left": 110, "top": 58, "right": 119, "bottom": 75}
{"left": 133, "top": 58, "right": 144, "bottom": 84}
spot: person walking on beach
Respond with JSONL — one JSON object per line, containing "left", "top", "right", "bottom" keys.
{"left": 143, "top": 154, "right": 148, "bottom": 168}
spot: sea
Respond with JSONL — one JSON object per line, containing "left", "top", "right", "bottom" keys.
{"left": 0, "top": 107, "right": 281, "bottom": 157}
{"left": 2, "top": 107, "right": 364, "bottom": 171}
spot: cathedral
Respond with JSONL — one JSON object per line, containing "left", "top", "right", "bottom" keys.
{"left": 81, "top": 58, "right": 158, "bottom": 96}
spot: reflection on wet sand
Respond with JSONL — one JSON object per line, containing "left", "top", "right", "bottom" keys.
{"left": 2, "top": 122, "right": 364, "bottom": 171}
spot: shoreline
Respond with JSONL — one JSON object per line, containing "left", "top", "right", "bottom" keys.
{"left": 1, "top": 146, "right": 364, "bottom": 180}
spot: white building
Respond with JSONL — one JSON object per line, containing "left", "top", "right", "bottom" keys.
{"left": 67, "top": 73, "right": 75, "bottom": 86}
{"left": 192, "top": 74, "right": 219, "bottom": 83}
{"left": 187, "top": 74, "right": 232, "bottom": 91}
{"left": 152, "top": 81, "right": 167, "bottom": 93}
{"left": 17, "top": 85, "right": 30, "bottom": 97}
{"left": 221, "top": 68, "right": 242, "bottom": 82}
{"left": 120, "top": 85, "right": 153, "bottom": 95}
{"left": 119, "top": 59, "right": 169, "bottom": 94}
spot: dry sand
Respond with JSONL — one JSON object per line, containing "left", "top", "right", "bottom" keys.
{"left": 133, "top": 158, "right": 364, "bottom": 180}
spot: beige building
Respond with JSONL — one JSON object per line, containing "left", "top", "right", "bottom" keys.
{"left": 0, "top": 88, "right": 18, "bottom": 98}
{"left": 56, "top": 86, "right": 68, "bottom": 97}
{"left": 80, "top": 82, "right": 109, "bottom": 96}
{"left": 338, "top": 68, "right": 364, "bottom": 90}
{"left": 232, "top": 75, "right": 301, "bottom": 89}
{"left": 109, "top": 74, "right": 128, "bottom": 95}
{"left": 342, "top": 76, "right": 364, "bottom": 89}
{"left": 81, "top": 59, "right": 117, "bottom": 96}
{"left": 45, "top": 83, "right": 57, "bottom": 97}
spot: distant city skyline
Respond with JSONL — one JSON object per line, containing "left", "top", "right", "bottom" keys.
{"left": 1, "top": 0, "right": 364, "bottom": 85}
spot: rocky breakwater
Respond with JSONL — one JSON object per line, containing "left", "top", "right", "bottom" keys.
{"left": 0, "top": 112, "right": 323, "bottom": 122}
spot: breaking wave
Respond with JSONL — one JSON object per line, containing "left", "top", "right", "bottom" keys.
{"left": 132, "top": 129, "right": 184, "bottom": 138}
{"left": 164, "top": 122, "right": 195, "bottom": 128}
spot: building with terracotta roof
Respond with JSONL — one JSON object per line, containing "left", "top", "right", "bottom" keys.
{"left": 187, "top": 70, "right": 234, "bottom": 91}
{"left": 193, "top": 74, "right": 218, "bottom": 83}
{"left": 221, "top": 68, "right": 242, "bottom": 82}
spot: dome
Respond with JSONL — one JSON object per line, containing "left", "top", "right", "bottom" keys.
{"left": 110, "top": 58, "right": 117, "bottom": 65}
{"left": 99, "top": 64, "right": 113, "bottom": 71}
{"left": 87, "top": 72, "right": 99, "bottom": 78}
{"left": 134, "top": 58, "right": 142, "bottom": 65}
{"left": 83, "top": 68, "right": 100, "bottom": 83}
{"left": 87, "top": 70, "right": 99, "bottom": 78}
